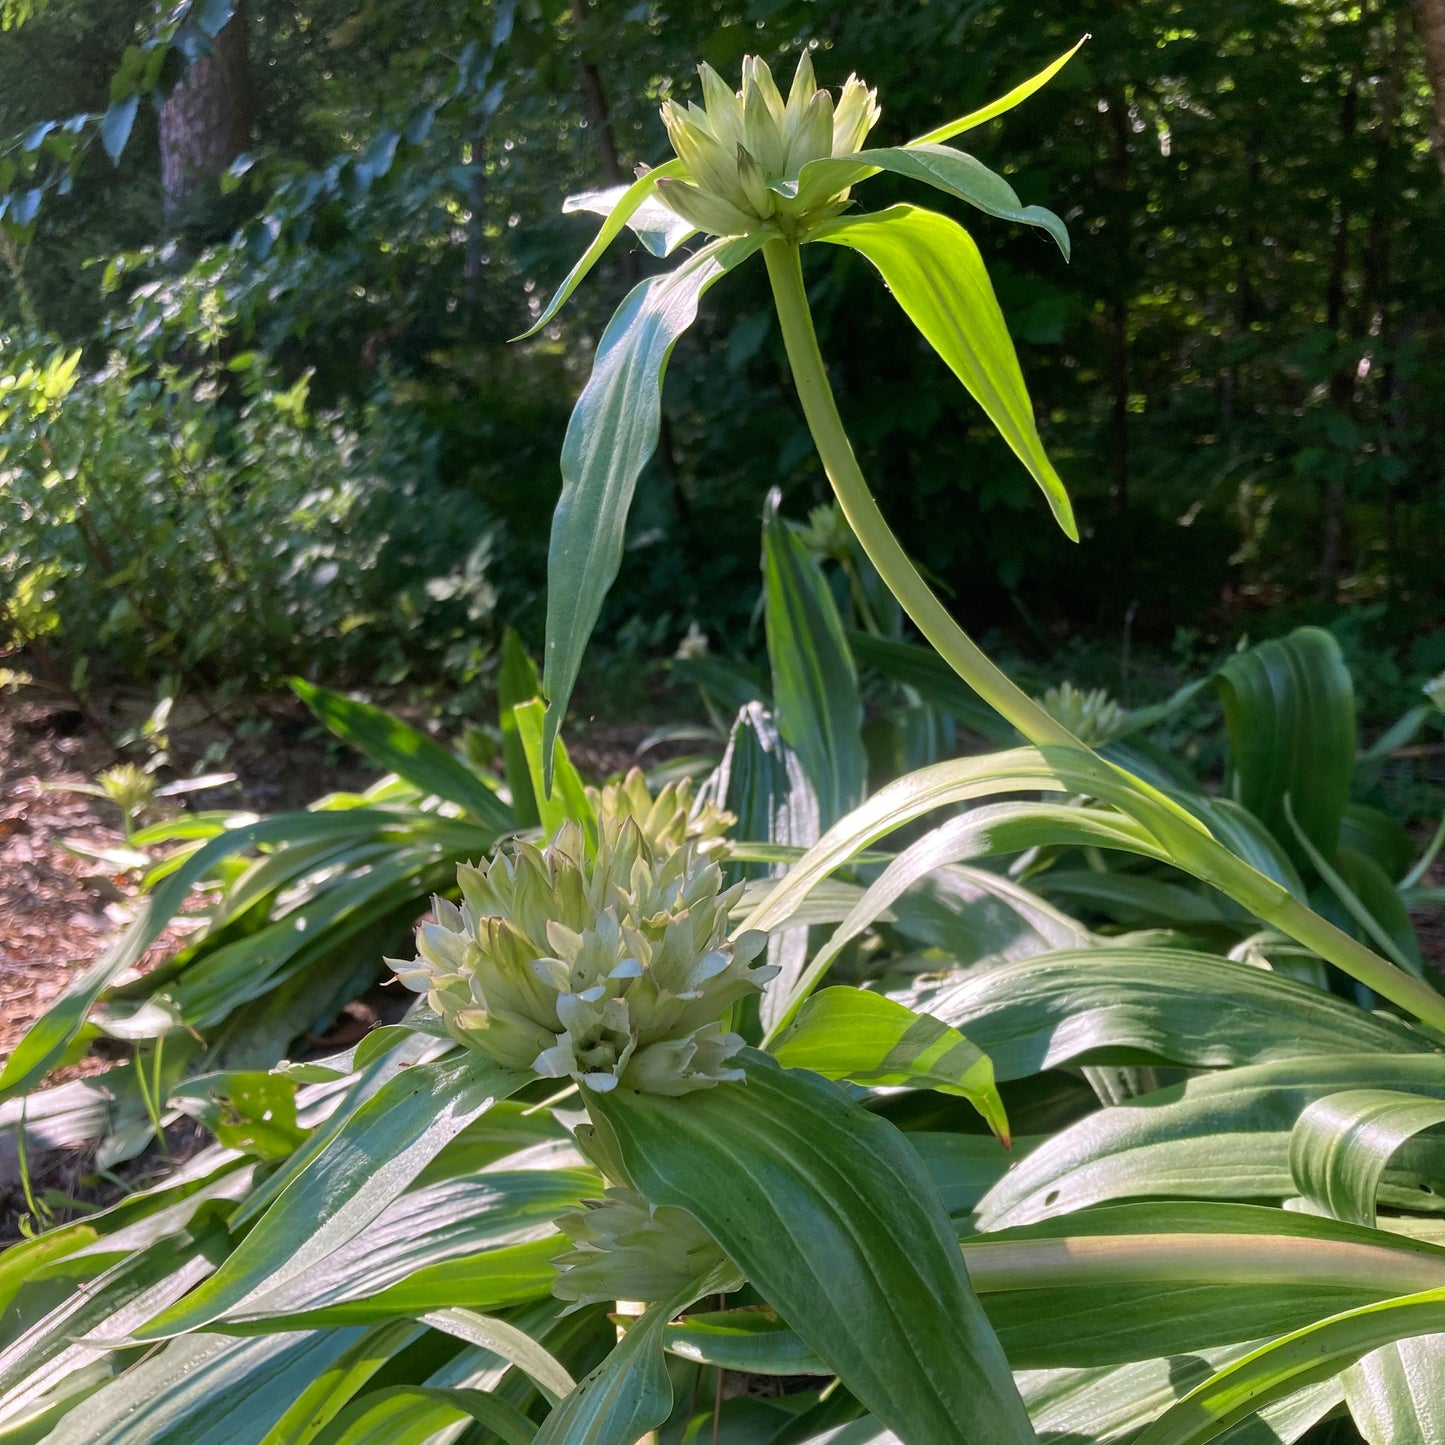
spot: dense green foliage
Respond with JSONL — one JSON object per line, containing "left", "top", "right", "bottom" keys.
{"left": 2, "top": 13, "right": 1445, "bottom": 1445}
{"left": 2, "top": 0, "right": 1444, "bottom": 704}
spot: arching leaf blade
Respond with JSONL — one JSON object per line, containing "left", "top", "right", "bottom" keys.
{"left": 590, "top": 1051, "right": 1037, "bottom": 1444}
{"left": 910, "top": 39, "right": 1089, "bottom": 145}
{"left": 515, "top": 157, "right": 687, "bottom": 339}
{"left": 814, "top": 205, "right": 1076, "bottom": 539}
{"left": 541, "top": 233, "right": 765, "bottom": 783}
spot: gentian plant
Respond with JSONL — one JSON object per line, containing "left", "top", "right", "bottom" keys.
{"left": 524, "top": 42, "right": 1445, "bottom": 1040}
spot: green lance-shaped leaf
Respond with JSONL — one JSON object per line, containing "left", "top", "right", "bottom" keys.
{"left": 531, "top": 1263, "right": 735, "bottom": 1445}
{"left": 312, "top": 1386, "right": 535, "bottom": 1445}
{"left": 765, "top": 800, "right": 1161, "bottom": 1033}
{"left": 963, "top": 1201, "right": 1445, "bottom": 1371}
{"left": 1135, "top": 1286, "right": 1445, "bottom": 1445}
{"left": 133, "top": 1053, "right": 526, "bottom": 1340}
{"left": 513, "top": 697, "right": 594, "bottom": 845}
{"left": 541, "top": 232, "right": 765, "bottom": 781}
{"left": 845, "top": 629, "right": 1015, "bottom": 745}
{"left": 911, "top": 38, "right": 1090, "bottom": 145}
{"left": 1290, "top": 1088, "right": 1445, "bottom": 1229}
{"left": 770, "top": 986, "right": 1009, "bottom": 1142}
{"left": 292, "top": 679, "right": 513, "bottom": 831}
{"left": 256, "top": 1321, "right": 423, "bottom": 1445}
{"left": 589, "top": 1050, "right": 1037, "bottom": 1444}
{"left": 739, "top": 745, "right": 1174, "bottom": 937}
{"left": 1344, "top": 1332, "right": 1445, "bottom": 1445}
{"left": 1286, "top": 1087, "right": 1445, "bottom": 1444}
{"left": 664, "top": 1309, "right": 830, "bottom": 1377}
{"left": 1216, "top": 627, "right": 1356, "bottom": 873}
{"left": 39, "top": 1328, "right": 372, "bottom": 1445}
{"left": 422, "top": 1309, "right": 575, "bottom": 1405}
{"left": 497, "top": 627, "right": 542, "bottom": 830}
{"left": 763, "top": 490, "right": 867, "bottom": 829}
{"left": 1285, "top": 808, "right": 1423, "bottom": 977}
{"left": 781, "top": 143, "right": 1069, "bottom": 257}
{"left": 976, "top": 1054, "right": 1445, "bottom": 1230}
{"left": 515, "top": 157, "right": 688, "bottom": 339}
{"left": 909, "top": 946, "right": 1433, "bottom": 1084}
{"left": 710, "top": 701, "right": 820, "bottom": 878}
{"left": 814, "top": 204, "right": 1077, "bottom": 540}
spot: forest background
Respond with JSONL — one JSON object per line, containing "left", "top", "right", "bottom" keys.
{"left": 2, "top": 0, "right": 1444, "bottom": 734}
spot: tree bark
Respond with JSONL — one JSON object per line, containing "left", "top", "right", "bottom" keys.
{"left": 159, "top": 0, "right": 254, "bottom": 217}
{"left": 1411, "top": 0, "right": 1445, "bottom": 179}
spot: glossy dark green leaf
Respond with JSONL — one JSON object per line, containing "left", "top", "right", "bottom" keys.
{"left": 977, "top": 1055, "right": 1445, "bottom": 1229}
{"left": 763, "top": 491, "right": 866, "bottom": 829}
{"left": 135, "top": 1053, "right": 525, "bottom": 1339}
{"left": 1136, "top": 1286, "right": 1445, "bottom": 1445}
{"left": 815, "top": 205, "right": 1076, "bottom": 540}
{"left": 1216, "top": 628, "right": 1355, "bottom": 873}
{"left": 1290, "top": 1088, "right": 1445, "bottom": 1227}
{"left": 908, "top": 947, "right": 1431, "bottom": 1082}
{"left": 541, "top": 233, "right": 765, "bottom": 778}
{"left": 590, "top": 1051, "right": 1036, "bottom": 1444}
{"left": 292, "top": 679, "right": 512, "bottom": 830}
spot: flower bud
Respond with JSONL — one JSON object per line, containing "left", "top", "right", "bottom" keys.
{"left": 552, "top": 1186, "right": 741, "bottom": 1309}
{"left": 1040, "top": 681, "right": 1129, "bottom": 746}
{"left": 657, "top": 51, "right": 881, "bottom": 240}
{"left": 391, "top": 776, "right": 774, "bottom": 1095}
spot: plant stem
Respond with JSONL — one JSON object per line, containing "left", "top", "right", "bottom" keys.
{"left": 762, "top": 236, "right": 1445, "bottom": 1035}
{"left": 763, "top": 240, "right": 1078, "bottom": 750}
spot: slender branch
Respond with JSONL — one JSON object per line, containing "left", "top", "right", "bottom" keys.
{"left": 761, "top": 239, "right": 1078, "bottom": 750}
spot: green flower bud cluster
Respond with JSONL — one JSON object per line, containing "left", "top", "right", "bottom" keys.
{"left": 1040, "top": 681, "right": 1129, "bottom": 746}
{"left": 551, "top": 1185, "right": 740, "bottom": 1310}
{"left": 586, "top": 767, "right": 733, "bottom": 859}
{"left": 393, "top": 797, "right": 773, "bottom": 1095}
{"left": 97, "top": 762, "right": 157, "bottom": 818}
{"left": 657, "top": 51, "right": 880, "bottom": 241}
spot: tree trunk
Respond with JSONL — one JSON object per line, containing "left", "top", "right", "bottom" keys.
{"left": 566, "top": 0, "right": 624, "bottom": 187}
{"left": 1411, "top": 0, "right": 1445, "bottom": 179}
{"left": 159, "top": 0, "right": 254, "bottom": 217}
{"left": 1318, "top": 67, "right": 1361, "bottom": 599}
